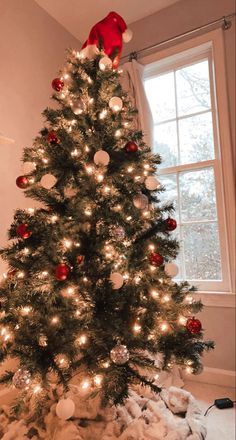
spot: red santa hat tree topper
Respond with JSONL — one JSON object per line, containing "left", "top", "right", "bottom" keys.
{"left": 81, "top": 11, "right": 133, "bottom": 68}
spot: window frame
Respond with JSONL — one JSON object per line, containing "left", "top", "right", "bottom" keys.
{"left": 141, "top": 29, "right": 235, "bottom": 305}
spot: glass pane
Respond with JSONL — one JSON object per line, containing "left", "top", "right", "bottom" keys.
{"left": 144, "top": 72, "right": 176, "bottom": 123}
{"left": 154, "top": 121, "right": 178, "bottom": 168}
{"left": 176, "top": 60, "right": 211, "bottom": 116}
{"left": 179, "top": 167, "right": 217, "bottom": 222}
{"left": 179, "top": 112, "right": 215, "bottom": 164}
{"left": 158, "top": 173, "right": 179, "bottom": 217}
{"left": 182, "top": 222, "right": 222, "bottom": 280}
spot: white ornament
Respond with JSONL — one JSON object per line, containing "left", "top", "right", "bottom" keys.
{"left": 71, "top": 98, "right": 84, "bottom": 115}
{"left": 56, "top": 398, "right": 75, "bottom": 420}
{"left": 12, "top": 368, "right": 31, "bottom": 389}
{"left": 133, "top": 194, "right": 149, "bottom": 210}
{"left": 99, "top": 56, "right": 112, "bottom": 71}
{"left": 22, "top": 162, "right": 36, "bottom": 174}
{"left": 122, "top": 28, "right": 133, "bottom": 43}
{"left": 110, "top": 272, "right": 124, "bottom": 289}
{"left": 80, "top": 45, "right": 100, "bottom": 60}
{"left": 93, "top": 150, "right": 110, "bottom": 166}
{"left": 165, "top": 263, "right": 179, "bottom": 278}
{"left": 109, "top": 96, "right": 123, "bottom": 112}
{"left": 40, "top": 174, "right": 57, "bottom": 189}
{"left": 145, "top": 176, "right": 160, "bottom": 191}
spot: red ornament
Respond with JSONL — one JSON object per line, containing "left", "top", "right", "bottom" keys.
{"left": 149, "top": 252, "right": 164, "bottom": 267}
{"left": 16, "top": 223, "right": 31, "bottom": 239}
{"left": 125, "top": 141, "right": 138, "bottom": 153}
{"left": 16, "top": 176, "right": 29, "bottom": 189}
{"left": 55, "top": 263, "right": 70, "bottom": 281}
{"left": 165, "top": 218, "right": 177, "bottom": 231}
{"left": 47, "top": 131, "right": 59, "bottom": 145}
{"left": 77, "top": 255, "right": 84, "bottom": 265}
{"left": 52, "top": 78, "right": 64, "bottom": 92}
{"left": 81, "top": 12, "right": 130, "bottom": 68}
{"left": 186, "top": 317, "right": 202, "bottom": 334}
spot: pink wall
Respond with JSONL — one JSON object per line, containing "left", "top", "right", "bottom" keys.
{"left": 0, "top": 0, "right": 79, "bottom": 275}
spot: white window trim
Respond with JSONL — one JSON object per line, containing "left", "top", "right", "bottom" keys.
{"left": 140, "top": 29, "right": 235, "bottom": 307}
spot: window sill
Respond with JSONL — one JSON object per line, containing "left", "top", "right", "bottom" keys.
{"left": 194, "top": 292, "right": 235, "bottom": 308}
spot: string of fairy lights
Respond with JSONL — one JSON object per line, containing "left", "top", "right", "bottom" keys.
{"left": 0, "top": 49, "right": 200, "bottom": 400}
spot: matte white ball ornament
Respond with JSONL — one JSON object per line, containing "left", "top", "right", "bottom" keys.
{"left": 109, "top": 96, "right": 123, "bottom": 112}
{"left": 133, "top": 194, "right": 149, "bottom": 210}
{"left": 122, "top": 28, "right": 133, "bottom": 43}
{"left": 99, "top": 56, "right": 113, "bottom": 71}
{"left": 22, "top": 162, "right": 36, "bottom": 174}
{"left": 110, "top": 272, "right": 124, "bottom": 289}
{"left": 145, "top": 176, "right": 160, "bottom": 191}
{"left": 94, "top": 150, "right": 110, "bottom": 166}
{"left": 40, "top": 174, "right": 57, "bottom": 189}
{"left": 71, "top": 98, "right": 84, "bottom": 115}
{"left": 56, "top": 398, "right": 75, "bottom": 420}
{"left": 165, "top": 263, "right": 179, "bottom": 278}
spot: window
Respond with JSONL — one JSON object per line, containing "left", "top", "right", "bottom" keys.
{"left": 143, "top": 39, "right": 231, "bottom": 293}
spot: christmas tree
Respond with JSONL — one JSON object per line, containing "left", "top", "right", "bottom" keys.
{"left": 0, "top": 12, "right": 213, "bottom": 420}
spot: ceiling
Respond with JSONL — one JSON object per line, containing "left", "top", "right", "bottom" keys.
{"left": 35, "top": 0, "right": 181, "bottom": 43}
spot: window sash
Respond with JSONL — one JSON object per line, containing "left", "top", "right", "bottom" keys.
{"left": 143, "top": 45, "right": 231, "bottom": 292}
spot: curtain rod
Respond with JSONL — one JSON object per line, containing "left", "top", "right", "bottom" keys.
{"left": 122, "top": 12, "right": 235, "bottom": 62}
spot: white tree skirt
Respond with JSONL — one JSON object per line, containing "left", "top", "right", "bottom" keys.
{"left": 0, "top": 385, "right": 206, "bottom": 440}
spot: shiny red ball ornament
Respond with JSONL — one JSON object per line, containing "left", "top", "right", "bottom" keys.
{"left": 47, "top": 131, "right": 59, "bottom": 145}
{"left": 55, "top": 263, "right": 70, "bottom": 281}
{"left": 125, "top": 141, "right": 138, "bottom": 153}
{"left": 16, "top": 176, "right": 29, "bottom": 189}
{"left": 149, "top": 252, "right": 164, "bottom": 267}
{"left": 77, "top": 255, "right": 84, "bottom": 265}
{"left": 52, "top": 78, "right": 64, "bottom": 92}
{"left": 16, "top": 223, "right": 31, "bottom": 239}
{"left": 186, "top": 317, "right": 202, "bottom": 334}
{"left": 165, "top": 218, "right": 177, "bottom": 231}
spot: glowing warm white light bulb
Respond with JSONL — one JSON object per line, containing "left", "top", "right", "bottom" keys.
{"left": 27, "top": 208, "right": 35, "bottom": 214}
{"left": 163, "top": 295, "right": 170, "bottom": 303}
{"left": 127, "top": 166, "right": 133, "bottom": 173}
{"left": 79, "top": 335, "right": 87, "bottom": 345}
{"left": 151, "top": 290, "right": 159, "bottom": 299}
{"left": 23, "top": 248, "right": 30, "bottom": 255}
{"left": 41, "top": 271, "right": 48, "bottom": 278}
{"left": 99, "top": 109, "right": 108, "bottom": 119}
{"left": 51, "top": 316, "right": 59, "bottom": 325}
{"left": 178, "top": 316, "right": 187, "bottom": 325}
{"left": 185, "top": 295, "right": 193, "bottom": 304}
{"left": 42, "top": 157, "right": 49, "bottom": 164}
{"left": 71, "top": 149, "right": 79, "bottom": 157}
{"left": 103, "top": 361, "right": 110, "bottom": 369}
{"left": 86, "top": 165, "right": 94, "bottom": 174}
{"left": 67, "top": 287, "right": 75, "bottom": 295}
{"left": 160, "top": 322, "right": 169, "bottom": 332}
{"left": 115, "top": 129, "right": 122, "bottom": 137}
{"left": 33, "top": 384, "right": 42, "bottom": 394}
{"left": 186, "top": 366, "right": 193, "bottom": 374}
{"left": 21, "top": 306, "right": 32, "bottom": 316}
{"left": 17, "top": 271, "right": 25, "bottom": 279}
{"left": 96, "top": 174, "right": 104, "bottom": 183}
{"left": 85, "top": 145, "right": 90, "bottom": 152}
{"left": 94, "top": 375, "right": 103, "bottom": 386}
{"left": 51, "top": 215, "right": 58, "bottom": 223}
{"left": 84, "top": 207, "right": 92, "bottom": 216}
{"left": 63, "top": 238, "right": 73, "bottom": 249}
{"left": 81, "top": 379, "right": 90, "bottom": 390}
{"left": 126, "top": 216, "right": 132, "bottom": 221}
{"left": 148, "top": 244, "right": 155, "bottom": 251}
{"left": 133, "top": 323, "right": 142, "bottom": 333}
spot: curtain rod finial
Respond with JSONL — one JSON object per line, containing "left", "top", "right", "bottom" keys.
{"left": 222, "top": 17, "right": 232, "bottom": 30}
{"left": 129, "top": 51, "right": 138, "bottom": 62}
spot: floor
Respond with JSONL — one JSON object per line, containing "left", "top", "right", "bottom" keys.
{"left": 185, "top": 381, "right": 236, "bottom": 440}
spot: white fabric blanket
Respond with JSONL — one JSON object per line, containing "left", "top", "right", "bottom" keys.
{"left": 0, "top": 385, "right": 206, "bottom": 440}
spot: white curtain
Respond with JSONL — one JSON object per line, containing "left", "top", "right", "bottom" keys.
{"left": 120, "top": 59, "right": 153, "bottom": 147}
{"left": 120, "top": 59, "right": 184, "bottom": 389}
